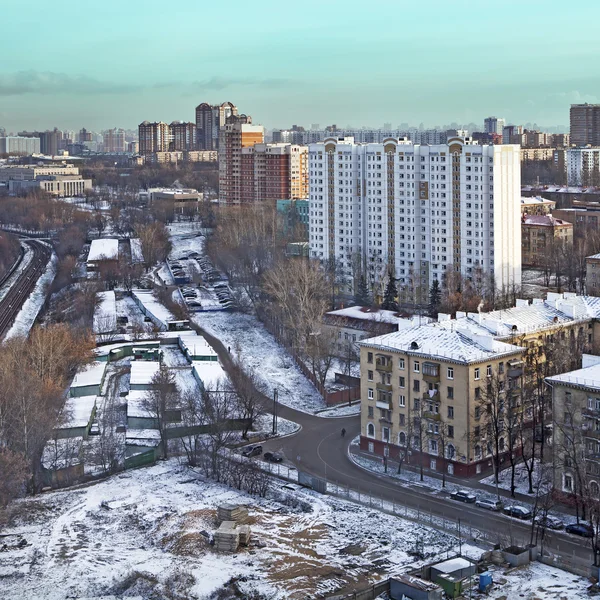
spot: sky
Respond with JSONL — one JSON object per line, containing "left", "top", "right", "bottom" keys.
{"left": 1, "top": 0, "right": 599, "bottom": 133}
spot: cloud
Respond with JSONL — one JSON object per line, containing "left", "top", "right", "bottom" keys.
{"left": 0, "top": 70, "right": 142, "bottom": 96}
{"left": 544, "top": 90, "right": 599, "bottom": 105}
{"left": 0, "top": 71, "right": 294, "bottom": 98}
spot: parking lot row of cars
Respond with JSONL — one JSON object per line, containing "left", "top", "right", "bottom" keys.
{"left": 194, "top": 255, "right": 234, "bottom": 310}
{"left": 449, "top": 489, "right": 594, "bottom": 537}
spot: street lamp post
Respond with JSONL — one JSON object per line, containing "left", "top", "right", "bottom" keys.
{"left": 272, "top": 388, "right": 278, "bottom": 435}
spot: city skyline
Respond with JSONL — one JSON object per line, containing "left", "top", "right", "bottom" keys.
{"left": 1, "top": 0, "right": 598, "bottom": 131}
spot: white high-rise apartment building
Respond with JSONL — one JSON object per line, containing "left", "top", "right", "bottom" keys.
{"left": 565, "top": 147, "right": 600, "bottom": 186}
{"left": 308, "top": 136, "right": 521, "bottom": 295}
{"left": 0, "top": 136, "right": 41, "bottom": 155}
{"left": 484, "top": 116, "right": 505, "bottom": 135}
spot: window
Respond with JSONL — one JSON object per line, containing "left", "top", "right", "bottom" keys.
{"left": 448, "top": 406, "right": 454, "bottom": 419}
{"left": 367, "top": 352, "right": 373, "bottom": 364}
{"left": 399, "top": 395, "right": 406, "bottom": 407}
{"left": 474, "top": 444, "right": 482, "bottom": 459}
{"left": 447, "top": 386, "right": 454, "bottom": 399}
{"left": 474, "top": 425, "right": 480, "bottom": 438}
{"left": 564, "top": 474, "right": 573, "bottom": 492}
{"left": 475, "top": 387, "right": 481, "bottom": 399}
{"left": 367, "top": 423, "right": 375, "bottom": 437}
{"left": 414, "top": 398, "right": 420, "bottom": 410}
{"left": 429, "top": 439, "right": 438, "bottom": 453}
{"left": 474, "top": 368, "right": 480, "bottom": 380}
{"left": 382, "top": 427, "right": 390, "bottom": 442}
{"left": 399, "top": 431, "right": 406, "bottom": 445}
{"left": 368, "top": 388, "right": 374, "bottom": 400}
{"left": 499, "top": 362, "right": 504, "bottom": 375}
{"left": 368, "top": 406, "right": 374, "bottom": 418}
{"left": 368, "top": 370, "right": 373, "bottom": 381}
{"left": 486, "top": 365, "right": 492, "bottom": 377}
{"left": 399, "top": 413, "right": 405, "bottom": 425}
{"left": 368, "top": 441, "right": 374, "bottom": 453}
{"left": 399, "top": 376, "right": 405, "bottom": 388}
{"left": 399, "top": 358, "right": 405, "bottom": 370}
{"left": 447, "top": 367, "right": 454, "bottom": 379}
{"left": 448, "top": 425, "right": 454, "bottom": 438}
{"left": 414, "top": 361, "right": 420, "bottom": 373}
{"left": 413, "top": 380, "right": 420, "bottom": 392}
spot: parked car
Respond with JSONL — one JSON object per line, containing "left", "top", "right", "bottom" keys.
{"left": 242, "top": 445, "right": 263, "bottom": 458}
{"left": 565, "top": 522, "right": 594, "bottom": 538}
{"left": 89, "top": 422, "right": 100, "bottom": 436}
{"left": 503, "top": 505, "right": 532, "bottom": 519}
{"left": 449, "top": 490, "right": 476, "bottom": 504}
{"left": 475, "top": 499, "right": 502, "bottom": 512}
{"left": 263, "top": 452, "right": 283, "bottom": 463}
{"left": 534, "top": 514, "right": 564, "bottom": 530}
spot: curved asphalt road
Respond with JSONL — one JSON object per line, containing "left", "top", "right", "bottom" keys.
{"left": 196, "top": 322, "right": 595, "bottom": 570}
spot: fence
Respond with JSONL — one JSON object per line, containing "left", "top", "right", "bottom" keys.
{"left": 258, "top": 311, "right": 361, "bottom": 405}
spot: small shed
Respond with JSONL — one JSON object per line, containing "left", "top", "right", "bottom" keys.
{"left": 430, "top": 557, "right": 477, "bottom": 599}
{"left": 178, "top": 331, "right": 218, "bottom": 362}
{"left": 192, "top": 360, "right": 227, "bottom": 392}
{"left": 54, "top": 396, "right": 98, "bottom": 439}
{"left": 130, "top": 361, "right": 161, "bottom": 391}
{"left": 126, "top": 390, "right": 158, "bottom": 430}
{"left": 87, "top": 238, "right": 119, "bottom": 271}
{"left": 70, "top": 361, "right": 107, "bottom": 397}
{"left": 390, "top": 576, "right": 443, "bottom": 600}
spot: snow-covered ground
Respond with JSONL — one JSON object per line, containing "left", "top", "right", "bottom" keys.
{"left": 316, "top": 402, "right": 361, "bottom": 418}
{"left": 5, "top": 251, "right": 57, "bottom": 340}
{"left": 194, "top": 311, "right": 326, "bottom": 414}
{"left": 480, "top": 459, "right": 553, "bottom": 497}
{"left": 0, "top": 459, "right": 589, "bottom": 600}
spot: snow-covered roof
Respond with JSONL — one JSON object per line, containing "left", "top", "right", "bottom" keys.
{"left": 433, "top": 557, "right": 474, "bottom": 574}
{"left": 56, "top": 396, "right": 97, "bottom": 429}
{"left": 192, "top": 361, "right": 227, "bottom": 390}
{"left": 126, "top": 428, "right": 161, "bottom": 447}
{"left": 438, "top": 293, "right": 600, "bottom": 339}
{"left": 326, "top": 306, "right": 404, "bottom": 325}
{"left": 94, "top": 340, "right": 160, "bottom": 358}
{"left": 130, "top": 238, "right": 144, "bottom": 264}
{"left": 130, "top": 361, "right": 160, "bottom": 386}
{"left": 521, "top": 196, "right": 555, "bottom": 205}
{"left": 88, "top": 238, "right": 119, "bottom": 262}
{"left": 126, "top": 390, "right": 153, "bottom": 419}
{"left": 547, "top": 363, "right": 600, "bottom": 391}
{"left": 359, "top": 324, "right": 523, "bottom": 364}
{"left": 587, "top": 253, "right": 600, "bottom": 260}
{"left": 132, "top": 289, "right": 178, "bottom": 329}
{"left": 93, "top": 291, "right": 117, "bottom": 334}
{"left": 71, "top": 361, "right": 107, "bottom": 389}
{"left": 522, "top": 215, "right": 572, "bottom": 227}
{"left": 178, "top": 330, "right": 218, "bottom": 359}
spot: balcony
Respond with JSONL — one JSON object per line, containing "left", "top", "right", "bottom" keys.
{"left": 376, "top": 400, "right": 391, "bottom": 410}
{"left": 423, "top": 389, "right": 440, "bottom": 401}
{"left": 508, "top": 359, "right": 524, "bottom": 378}
{"left": 376, "top": 357, "right": 392, "bottom": 373}
{"left": 376, "top": 382, "right": 393, "bottom": 393}
{"left": 423, "top": 411, "right": 441, "bottom": 421}
{"left": 379, "top": 417, "right": 393, "bottom": 425}
{"left": 422, "top": 362, "right": 440, "bottom": 383}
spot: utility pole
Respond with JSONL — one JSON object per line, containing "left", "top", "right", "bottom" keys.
{"left": 272, "top": 388, "right": 278, "bottom": 434}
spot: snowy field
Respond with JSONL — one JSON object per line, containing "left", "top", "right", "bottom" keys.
{"left": 194, "top": 311, "right": 326, "bottom": 414}
{"left": 5, "top": 251, "right": 57, "bottom": 340}
{"left": 0, "top": 459, "right": 590, "bottom": 600}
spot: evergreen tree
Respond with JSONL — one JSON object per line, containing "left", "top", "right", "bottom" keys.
{"left": 354, "top": 275, "right": 371, "bottom": 307}
{"left": 381, "top": 271, "right": 398, "bottom": 311}
{"left": 429, "top": 279, "right": 442, "bottom": 316}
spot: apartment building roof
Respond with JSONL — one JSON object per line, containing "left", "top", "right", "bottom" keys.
{"left": 522, "top": 215, "right": 572, "bottom": 227}
{"left": 326, "top": 306, "right": 405, "bottom": 325}
{"left": 521, "top": 196, "right": 555, "bottom": 206}
{"left": 359, "top": 324, "right": 523, "bottom": 365}
{"left": 547, "top": 363, "right": 600, "bottom": 392}
{"left": 438, "top": 293, "right": 600, "bottom": 339}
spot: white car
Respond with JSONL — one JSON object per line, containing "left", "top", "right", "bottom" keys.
{"left": 475, "top": 499, "right": 502, "bottom": 511}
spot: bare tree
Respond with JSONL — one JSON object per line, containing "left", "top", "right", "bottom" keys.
{"left": 141, "top": 366, "right": 179, "bottom": 459}
{"left": 229, "top": 363, "right": 266, "bottom": 440}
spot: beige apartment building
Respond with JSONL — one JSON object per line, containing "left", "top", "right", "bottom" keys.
{"left": 521, "top": 215, "right": 573, "bottom": 267}
{"left": 359, "top": 292, "right": 600, "bottom": 477}
{"left": 520, "top": 196, "right": 556, "bottom": 216}
{"left": 359, "top": 326, "right": 524, "bottom": 477}
{"left": 548, "top": 356, "right": 600, "bottom": 499}
{"left": 586, "top": 253, "right": 600, "bottom": 296}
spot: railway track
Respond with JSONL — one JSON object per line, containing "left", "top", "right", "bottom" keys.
{"left": 0, "top": 239, "right": 52, "bottom": 339}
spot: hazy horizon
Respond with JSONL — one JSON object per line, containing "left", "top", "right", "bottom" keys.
{"left": 1, "top": 0, "right": 597, "bottom": 132}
